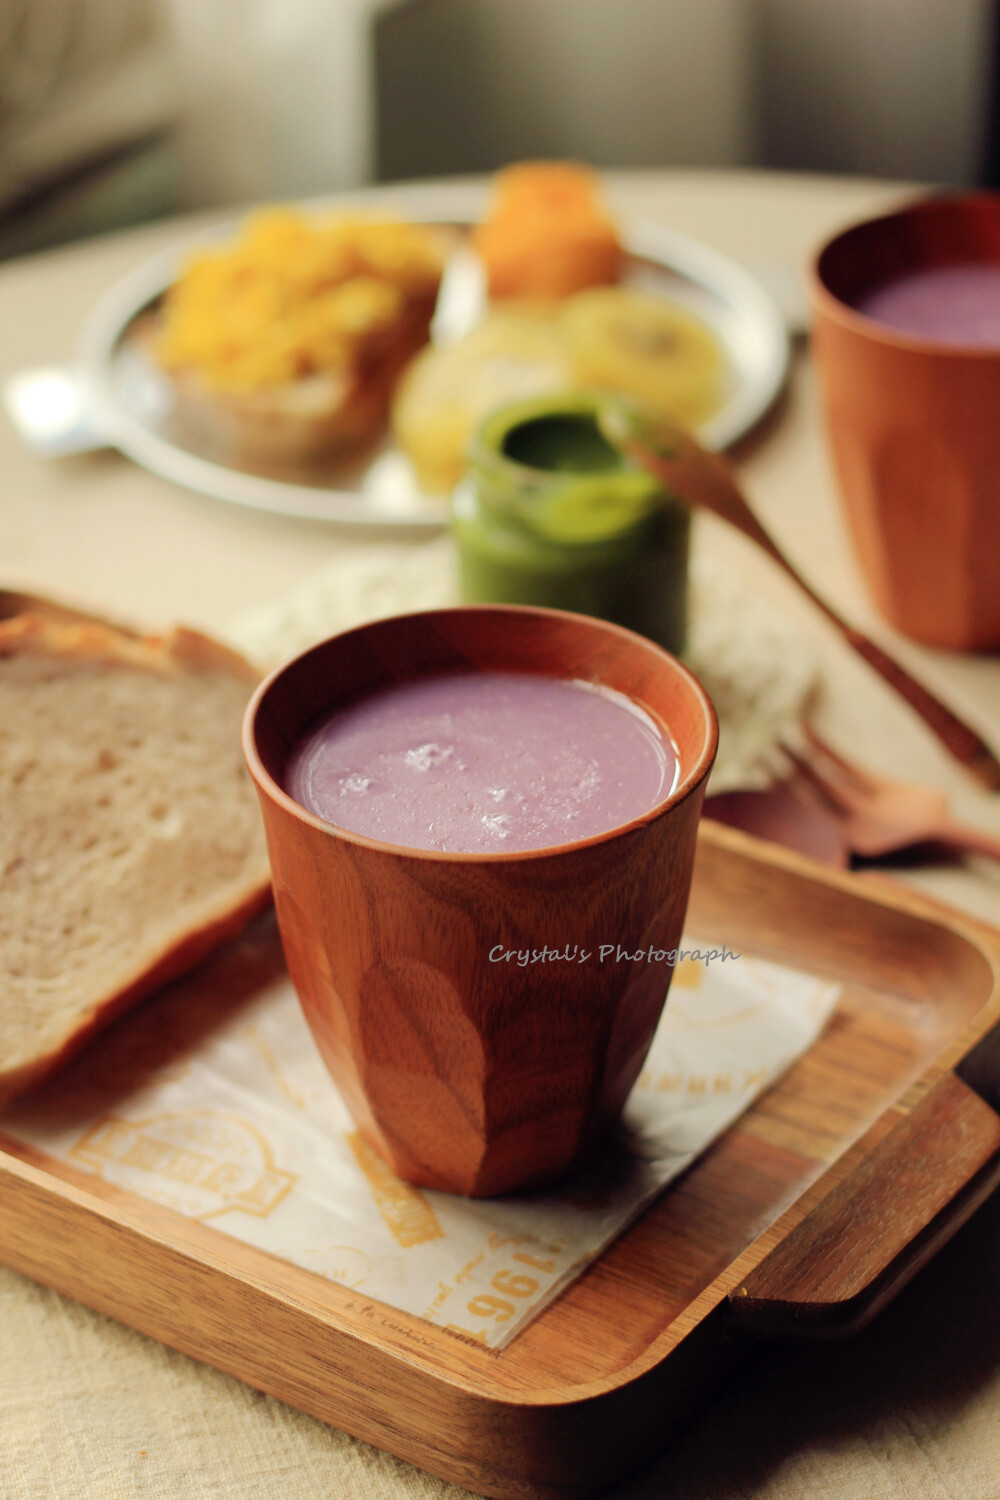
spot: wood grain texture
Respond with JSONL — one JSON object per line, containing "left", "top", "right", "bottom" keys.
{"left": 244, "top": 605, "right": 718, "bottom": 1196}
{"left": 730, "top": 1070, "right": 1000, "bottom": 1337}
{"left": 3, "top": 822, "right": 1000, "bottom": 1499}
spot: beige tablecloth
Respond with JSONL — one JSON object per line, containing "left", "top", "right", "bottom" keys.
{"left": 4, "top": 169, "right": 1000, "bottom": 1500}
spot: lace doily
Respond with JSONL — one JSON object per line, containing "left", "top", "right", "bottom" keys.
{"left": 228, "top": 537, "right": 816, "bottom": 793}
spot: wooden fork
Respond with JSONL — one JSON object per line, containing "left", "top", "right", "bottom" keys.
{"left": 780, "top": 724, "right": 1000, "bottom": 862}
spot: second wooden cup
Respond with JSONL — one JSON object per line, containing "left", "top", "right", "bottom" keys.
{"left": 813, "top": 192, "right": 1000, "bottom": 650}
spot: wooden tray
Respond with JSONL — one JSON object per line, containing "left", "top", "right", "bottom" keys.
{"left": 4, "top": 821, "right": 1000, "bottom": 1500}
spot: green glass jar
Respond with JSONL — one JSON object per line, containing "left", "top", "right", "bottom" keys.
{"left": 450, "top": 392, "right": 690, "bottom": 655}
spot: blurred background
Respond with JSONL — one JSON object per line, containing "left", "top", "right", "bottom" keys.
{"left": 0, "top": 0, "right": 997, "bottom": 260}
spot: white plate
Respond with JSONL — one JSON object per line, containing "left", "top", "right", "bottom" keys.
{"left": 75, "top": 184, "right": 789, "bottom": 530}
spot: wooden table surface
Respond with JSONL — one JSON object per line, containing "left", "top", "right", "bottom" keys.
{"left": 4, "top": 169, "right": 1000, "bottom": 1500}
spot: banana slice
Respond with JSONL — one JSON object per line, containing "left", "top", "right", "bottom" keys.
{"left": 392, "top": 311, "right": 572, "bottom": 495}
{"left": 560, "top": 287, "right": 725, "bottom": 429}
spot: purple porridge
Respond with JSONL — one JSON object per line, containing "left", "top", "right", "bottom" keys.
{"left": 856, "top": 263, "right": 1000, "bottom": 346}
{"left": 284, "top": 669, "right": 677, "bottom": 853}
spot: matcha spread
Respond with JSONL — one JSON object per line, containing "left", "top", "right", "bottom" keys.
{"left": 451, "top": 393, "right": 690, "bottom": 655}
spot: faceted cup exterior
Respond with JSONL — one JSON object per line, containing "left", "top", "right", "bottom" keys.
{"left": 812, "top": 193, "right": 1000, "bottom": 651}
{"left": 244, "top": 606, "right": 717, "bottom": 1196}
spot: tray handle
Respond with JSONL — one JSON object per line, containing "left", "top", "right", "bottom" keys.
{"left": 728, "top": 1071, "right": 1000, "bottom": 1339}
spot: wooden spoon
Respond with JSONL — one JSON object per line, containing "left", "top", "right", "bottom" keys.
{"left": 610, "top": 411, "right": 1000, "bottom": 792}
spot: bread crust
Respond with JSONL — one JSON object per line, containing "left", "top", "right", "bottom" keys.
{"left": 0, "top": 882, "right": 271, "bottom": 1110}
{"left": 0, "top": 612, "right": 264, "bottom": 681}
{"left": 0, "top": 596, "right": 262, "bottom": 685}
{"left": 0, "top": 599, "right": 273, "bottom": 1109}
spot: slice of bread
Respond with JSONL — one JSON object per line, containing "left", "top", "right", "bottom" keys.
{"left": 0, "top": 612, "right": 272, "bottom": 1109}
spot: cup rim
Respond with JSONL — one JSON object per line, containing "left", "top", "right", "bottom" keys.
{"left": 467, "top": 390, "right": 646, "bottom": 482}
{"left": 810, "top": 190, "right": 1000, "bottom": 359}
{"left": 243, "top": 603, "right": 719, "bottom": 864}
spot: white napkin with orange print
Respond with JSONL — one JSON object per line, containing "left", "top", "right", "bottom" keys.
{"left": 2, "top": 917, "right": 837, "bottom": 1349}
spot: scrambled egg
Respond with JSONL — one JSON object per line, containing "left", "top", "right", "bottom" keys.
{"left": 156, "top": 208, "right": 445, "bottom": 392}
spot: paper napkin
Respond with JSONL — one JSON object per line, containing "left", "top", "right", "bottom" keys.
{"left": 3, "top": 920, "right": 838, "bottom": 1349}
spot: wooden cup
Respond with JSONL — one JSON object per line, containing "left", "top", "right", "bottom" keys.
{"left": 812, "top": 192, "right": 1000, "bottom": 651}
{"left": 243, "top": 606, "right": 717, "bottom": 1196}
